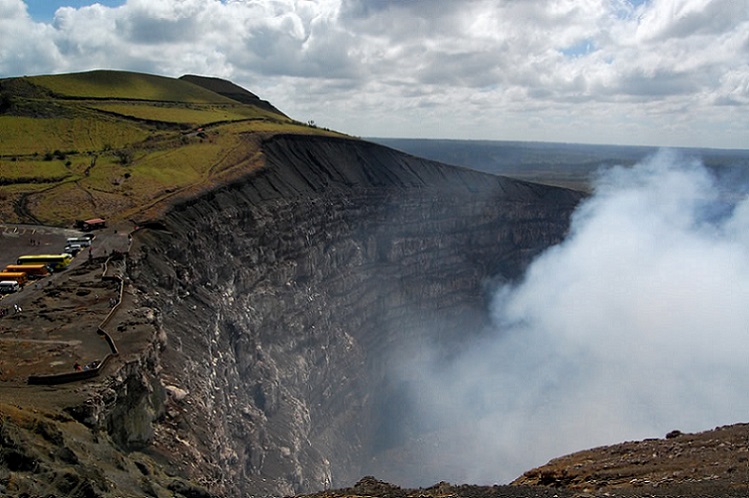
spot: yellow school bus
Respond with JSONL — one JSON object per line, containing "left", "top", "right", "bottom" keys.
{"left": 0, "top": 272, "right": 27, "bottom": 286}
{"left": 17, "top": 254, "right": 73, "bottom": 271}
{"left": 4, "top": 264, "right": 50, "bottom": 278}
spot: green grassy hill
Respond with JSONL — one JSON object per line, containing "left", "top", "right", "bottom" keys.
{"left": 29, "top": 70, "right": 237, "bottom": 103}
{"left": 0, "top": 70, "right": 341, "bottom": 226}
{"left": 180, "top": 74, "right": 287, "bottom": 116}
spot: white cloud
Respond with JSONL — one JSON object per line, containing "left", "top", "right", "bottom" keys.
{"left": 0, "top": 0, "right": 62, "bottom": 76}
{"left": 0, "top": 0, "right": 748, "bottom": 147}
{"left": 635, "top": 0, "right": 746, "bottom": 41}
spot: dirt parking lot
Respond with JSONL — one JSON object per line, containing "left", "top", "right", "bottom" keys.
{"left": 0, "top": 224, "right": 83, "bottom": 268}
{"left": 0, "top": 223, "right": 134, "bottom": 384}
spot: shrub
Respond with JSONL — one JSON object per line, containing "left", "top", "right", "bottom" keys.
{"left": 115, "top": 149, "right": 133, "bottom": 165}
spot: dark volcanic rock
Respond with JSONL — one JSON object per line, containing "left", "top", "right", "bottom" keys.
{"left": 514, "top": 423, "right": 749, "bottom": 496}
{"left": 128, "top": 135, "right": 583, "bottom": 496}
{"left": 300, "top": 476, "right": 575, "bottom": 498}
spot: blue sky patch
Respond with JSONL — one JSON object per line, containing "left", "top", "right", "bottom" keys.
{"left": 24, "top": 0, "right": 123, "bottom": 22}
{"left": 561, "top": 38, "right": 595, "bottom": 58}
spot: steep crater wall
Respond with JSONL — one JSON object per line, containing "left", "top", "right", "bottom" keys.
{"left": 128, "top": 135, "right": 583, "bottom": 496}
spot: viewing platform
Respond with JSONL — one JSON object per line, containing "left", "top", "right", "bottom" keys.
{"left": 0, "top": 223, "right": 137, "bottom": 385}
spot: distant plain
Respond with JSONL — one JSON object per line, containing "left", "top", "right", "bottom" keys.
{"left": 370, "top": 137, "right": 749, "bottom": 192}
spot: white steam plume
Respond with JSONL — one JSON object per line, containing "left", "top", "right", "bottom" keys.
{"left": 387, "top": 149, "right": 749, "bottom": 485}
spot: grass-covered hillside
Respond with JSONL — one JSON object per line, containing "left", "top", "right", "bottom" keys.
{"left": 0, "top": 70, "right": 341, "bottom": 226}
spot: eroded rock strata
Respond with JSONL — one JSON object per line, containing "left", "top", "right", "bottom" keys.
{"left": 123, "top": 135, "right": 582, "bottom": 496}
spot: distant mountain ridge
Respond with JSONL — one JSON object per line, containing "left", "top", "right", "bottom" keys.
{"left": 370, "top": 137, "right": 749, "bottom": 191}
{"left": 180, "top": 74, "right": 287, "bottom": 116}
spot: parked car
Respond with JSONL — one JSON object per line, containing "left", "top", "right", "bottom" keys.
{"left": 0, "top": 281, "right": 21, "bottom": 294}
{"left": 64, "top": 244, "right": 84, "bottom": 256}
{"left": 66, "top": 237, "right": 92, "bottom": 247}
{"left": 0, "top": 272, "right": 27, "bottom": 286}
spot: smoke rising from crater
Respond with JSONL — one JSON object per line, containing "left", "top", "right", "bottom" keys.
{"left": 386, "top": 149, "right": 749, "bottom": 485}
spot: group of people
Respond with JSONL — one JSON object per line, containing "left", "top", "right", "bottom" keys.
{"left": 73, "top": 360, "right": 100, "bottom": 371}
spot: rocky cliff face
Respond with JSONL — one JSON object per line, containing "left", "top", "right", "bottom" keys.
{"left": 127, "top": 135, "right": 583, "bottom": 496}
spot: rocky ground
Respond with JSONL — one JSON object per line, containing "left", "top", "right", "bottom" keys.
{"left": 514, "top": 423, "right": 749, "bottom": 496}
{"left": 316, "top": 427, "right": 749, "bottom": 498}
{"left": 298, "top": 476, "right": 576, "bottom": 498}
{"left": 301, "top": 462, "right": 749, "bottom": 498}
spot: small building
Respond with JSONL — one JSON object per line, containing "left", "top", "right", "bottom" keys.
{"left": 81, "top": 218, "right": 107, "bottom": 231}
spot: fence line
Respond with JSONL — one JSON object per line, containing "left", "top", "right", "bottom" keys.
{"left": 27, "top": 235, "right": 133, "bottom": 385}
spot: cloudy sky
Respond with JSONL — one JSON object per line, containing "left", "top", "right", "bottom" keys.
{"left": 2, "top": 0, "right": 748, "bottom": 148}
